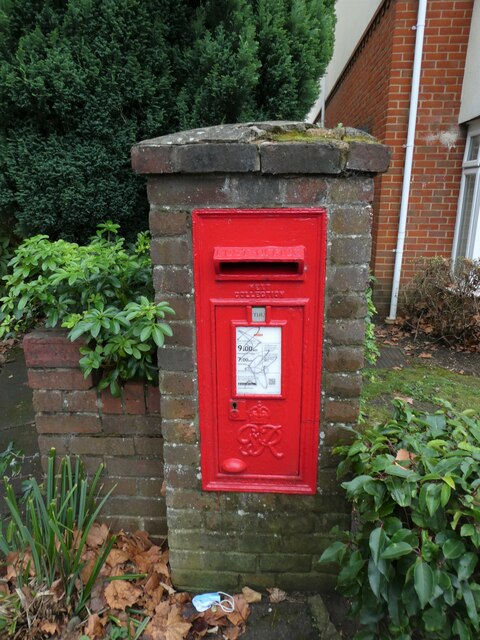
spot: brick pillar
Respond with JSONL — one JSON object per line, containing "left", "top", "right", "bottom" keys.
{"left": 132, "top": 122, "right": 390, "bottom": 591}
{"left": 23, "top": 329, "right": 166, "bottom": 537}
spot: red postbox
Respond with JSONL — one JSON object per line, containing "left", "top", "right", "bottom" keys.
{"left": 193, "top": 208, "right": 327, "bottom": 494}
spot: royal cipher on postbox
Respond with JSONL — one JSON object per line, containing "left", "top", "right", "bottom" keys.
{"left": 193, "top": 208, "right": 327, "bottom": 494}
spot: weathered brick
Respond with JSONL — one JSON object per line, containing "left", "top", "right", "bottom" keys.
{"left": 166, "top": 322, "right": 194, "bottom": 348}
{"left": 147, "top": 175, "right": 230, "bottom": 207}
{"left": 166, "top": 489, "right": 220, "bottom": 511}
{"left": 163, "top": 443, "right": 199, "bottom": 466}
{"left": 328, "top": 265, "right": 369, "bottom": 292}
{"left": 37, "top": 435, "right": 70, "bottom": 455}
{"left": 346, "top": 141, "right": 391, "bottom": 173}
{"left": 143, "top": 517, "right": 168, "bottom": 538}
{"left": 325, "top": 320, "right": 366, "bottom": 346}
{"left": 328, "top": 177, "right": 374, "bottom": 203}
{"left": 149, "top": 209, "right": 189, "bottom": 236}
{"left": 169, "top": 530, "right": 231, "bottom": 551}
{"left": 134, "top": 436, "right": 164, "bottom": 456}
{"left": 171, "top": 550, "right": 256, "bottom": 573}
{"left": 167, "top": 508, "right": 202, "bottom": 529}
{"left": 153, "top": 266, "right": 193, "bottom": 295}
{"left": 164, "top": 464, "right": 200, "bottom": 489}
{"left": 324, "top": 346, "right": 364, "bottom": 372}
{"left": 36, "top": 414, "right": 101, "bottom": 434}
{"left": 283, "top": 177, "right": 328, "bottom": 204}
{"left": 102, "top": 414, "right": 161, "bottom": 435}
{"left": 171, "top": 569, "right": 240, "bottom": 592}
{"left": 146, "top": 385, "right": 161, "bottom": 414}
{"left": 62, "top": 390, "right": 98, "bottom": 413}
{"left": 175, "top": 143, "right": 259, "bottom": 173}
{"left": 161, "top": 420, "right": 197, "bottom": 444}
{"left": 329, "top": 206, "right": 372, "bottom": 235}
{"left": 123, "top": 382, "right": 146, "bottom": 415}
{"left": 100, "top": 390, "right": 123, "bottom": 414}
{"left": 235, "top": 534, "right": 280, "bottom": 554}
{"left": 33, "top": 390, "right": 63, "bottom": 413}
{"left": 161, "top": 397, "right": 196, "bottom": 420}
{"left": 326, "top": 293, "right": 368, "bottom": 320}
{"left": 104, "top": 497, "right": 166, "bottom": 518}
{"left": 131, "top": 144, "right": 175, "bottom": 174}
{"left": 323, "top": 372, "right": 362, "bottom": 398}
{"left": 28, "top": 369, "right": 93, "bottom": 390}
{"left": 69, "top": 436, "right": 135, "bottom": 456}
{"left": 106, "top": 457, "right": 163, "bottom": 478}
{"left": 322, "top": 423, "right": 359, "bottom": 447}
{"left": 98, "top": 477, "right": 137, "bottom": 497}
{"left": 159, "top": 372, "right": 195, "bottom": 396}
{"left": 155, "top": 296, "right": 193, "bottom": 321}
{"left": 330, "top": 236, "right": 372, "bottom": 264}
{"left": 324, "top": 399, "right": 360, "bottom": 424}
{"left": 23, "top": 331, "right": 84, "bottom": 368}
{"left": 150, "top": 237, "right": 190, "bottom": 266}
{"left": 157, "top": 347, "right": 195, "bottom": 372}
{"left": 137, "top": 478, "right": 165, "bottom": 497}
{"left": 259, "top": 554, "right": 312, "bottom": 572}
{"left": 260, "top": 142, "right": 344, "bottom": 174}
{"left": 227, "top": 175, "right": 284, "bottom": 204}
{"left": 280, "top": 534, "right": 332, "bottom": 555}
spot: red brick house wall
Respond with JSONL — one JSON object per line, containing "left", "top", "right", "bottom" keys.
{"left": 325, "top": 0, "right": 473, "bottom": 314}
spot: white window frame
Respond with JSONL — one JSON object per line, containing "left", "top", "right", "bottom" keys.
{"left": 452, "top": 119, "right": 480, "bottom": 262}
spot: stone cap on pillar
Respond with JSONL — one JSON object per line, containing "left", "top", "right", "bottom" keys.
{"left": 131, "top": 121, "right": 391, "bottom": 176}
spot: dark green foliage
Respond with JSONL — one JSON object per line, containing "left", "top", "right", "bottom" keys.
{"left": 0, "top": 0, "right": 335, "bottom": 242}
{"left": 321, "top": 400, "right": 480, "bottom": 639}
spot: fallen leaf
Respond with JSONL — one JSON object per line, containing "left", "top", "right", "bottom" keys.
{"left": 84, "top": 614, "right": 104, "bottom": 639}
{"left": 395, "top": 449, "right": 416, "bottom": 462}
{"left": 242, "top": 586, "right": 262, "bottom": 603}
{"left": 267, "top": 587, "right": 287, "bottom": 604}
{"left": 394, "top": 396, "right": 414, "bottom": 405}
{"left": 226, "top": 594, "right": 250, "bottom": 626}
{"left": 224, "top": 625, "right": 241, "bottom": 640}
{"left": 166, "top": 605, "right": 192, "bottom": 640}
{"left": 40, "top": 621, "right": 59, "bottom": 635}
{"left": 104, "top": 579, "right": 142, "bottom": 610}
{"left": 107, "top": 548, "right": 131, "bottom": 567}
{"left": 87, "top": 522, "right": 109, "bottom": 547}
{"left": 418, "top": 352, "right": 432, "bottom": 359}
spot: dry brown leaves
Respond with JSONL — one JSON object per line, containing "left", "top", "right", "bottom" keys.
{"left": 1, "top": 528, "right": 253, "bottom": 640}
{"left": 79, "top": 530, "right": 252, "bottom": 640}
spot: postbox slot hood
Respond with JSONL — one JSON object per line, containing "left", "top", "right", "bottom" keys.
{"left": 213, "top": 245, "right": 305, "bottom": 279}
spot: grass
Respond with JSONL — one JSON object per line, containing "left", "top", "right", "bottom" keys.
{"left": 361, "top": 364, "right": 480, "bottom": 424}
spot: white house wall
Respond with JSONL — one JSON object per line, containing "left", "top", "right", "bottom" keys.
{"left": 307, "top": 0, "right": 383, "bottom": 122}
{"left": 459, "top": 0, "right": 480, "bottom": 124}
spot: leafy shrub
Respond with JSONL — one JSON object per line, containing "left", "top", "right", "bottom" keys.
{"left": 0, "top": 449, "right": 115, "bottom": 635}
{"left": 321, "top": 399, "right": 480, "bottom": 639}
{"left": 0, "top": 0, "right": 335, "bottom": 242}
{"left": 403, "top": 257, "right": 480, "bottom": 350}
{"left": 0, "top": 222, "right": 174, "bottom": 394}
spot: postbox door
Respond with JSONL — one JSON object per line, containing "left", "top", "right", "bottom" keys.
{"left": 214, "top": 304, "right": 304, "bottom": 478}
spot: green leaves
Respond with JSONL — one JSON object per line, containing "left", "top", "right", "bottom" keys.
{"left": 0, "top": 223, "right": 174, "bottom": 392}
{"left": 319, "top": 400, "right": 480, "bottom": 639}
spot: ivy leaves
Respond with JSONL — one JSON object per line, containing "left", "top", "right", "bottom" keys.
{"left": 320, "top": 401, "right": 480, "bottom": 639}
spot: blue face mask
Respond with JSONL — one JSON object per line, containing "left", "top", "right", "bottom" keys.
{"left": 192, "top": 592, "right": 235, "bottom": 613}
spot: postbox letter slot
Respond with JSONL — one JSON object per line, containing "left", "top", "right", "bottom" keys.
{"left": 213, "top": 246, "right": 304, "bottom": 279}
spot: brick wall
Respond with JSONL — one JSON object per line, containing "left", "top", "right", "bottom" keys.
{"left": 132, "top": 121, "right": 390, "bottom": 591}
{"left": 325, "top": 0, "right": 473, "bottom": 314}
{"left": 23, "top": 330, "right": 166, "bottom": 537}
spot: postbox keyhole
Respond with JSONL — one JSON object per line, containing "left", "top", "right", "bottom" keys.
{"left": 231, "top": 401, "right": 237, "bottom": 410}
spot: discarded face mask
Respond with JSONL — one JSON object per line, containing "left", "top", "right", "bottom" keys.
{"left": 192, "top": 591, "right": 235, "bottom": 613}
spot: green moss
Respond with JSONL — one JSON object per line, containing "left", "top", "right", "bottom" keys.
{"left": 267, "top": 130, "right": 341, "bottom": 143}
{"left": 362, "top": 364, "right": 480, "bottom": 424}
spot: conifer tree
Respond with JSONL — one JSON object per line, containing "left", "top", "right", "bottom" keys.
{"left": 0, "top": 0, "right": 335, "bottom": 241}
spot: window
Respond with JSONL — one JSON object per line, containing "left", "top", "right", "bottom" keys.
{"left": 452, "top": 121, "right": 480, "bottom": 261}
